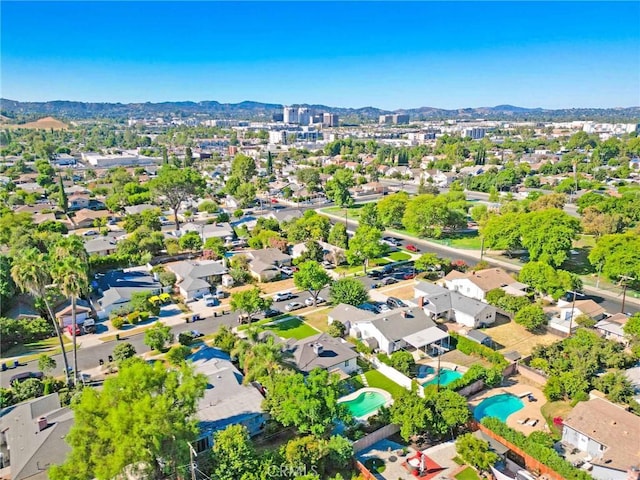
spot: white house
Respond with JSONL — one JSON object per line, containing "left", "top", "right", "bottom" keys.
{"left": 562, "top": 397, "right": 640, "bottom": 480}
{"left": 167, "top": 259, "right": 227, "bottom": 301}
{"left": 443, "top": 268, "right": 527, "bottom": 302}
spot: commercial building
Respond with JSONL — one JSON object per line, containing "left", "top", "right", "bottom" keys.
{"left": 297, "top": 107, "right": 311, "bottom": 126}
{"left": 323, "top": 113, "right": 339, "bottom": 127}
{"left": 463, "top": 127, "right": 486, "bottom": 139}
{"left": 283, "top": 106, "right": 298, "bottom": 124}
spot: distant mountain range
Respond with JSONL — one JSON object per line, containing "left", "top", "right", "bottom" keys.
{"left": 1, "top": 98, "right": 639, "bottom": 123}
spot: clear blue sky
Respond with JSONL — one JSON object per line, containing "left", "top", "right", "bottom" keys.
{"left": 2, "top": 1, "right": 639, "bottom": 109}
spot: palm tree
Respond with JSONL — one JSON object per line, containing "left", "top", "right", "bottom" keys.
{"left": 11, "top": 248, "right": 72, "bottom": 385}
{"left": 53, "top": 257, "right": 88, "bottom": 385}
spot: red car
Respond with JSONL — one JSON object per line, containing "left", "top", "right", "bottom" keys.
{"left": 66, "top": 325, "right": 81, "bottom": 336}
{"left": 406, "top": 244, "right": 419, "bottom": 252}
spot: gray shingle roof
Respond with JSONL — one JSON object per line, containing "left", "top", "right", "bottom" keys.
{"left": 364, "top": 308, "right": 437, "bottom": 342}
{"left": 288, "top": 333, "right": 357, "bottom": 373}
{"left": 327, "top": 303, "right": 375, "bottom": 324}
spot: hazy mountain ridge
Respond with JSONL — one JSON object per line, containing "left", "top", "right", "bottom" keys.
{"left": 1, "top": 98, "right": 639, "bottom": 122}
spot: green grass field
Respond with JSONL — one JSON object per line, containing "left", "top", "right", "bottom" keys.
{"left": 1, "top": 336, "right": 72, "bottom": 360}
{"left": 364, "top": 370, "right": 407, "bottom": 398}
{"left": 321, "top": 205, "right": 364, "bottom": 219}
{"left": 389, "top": 251, "right": 411, "bottom": 261}
{"left": 455, "top": 467, "right": 481, "bottom": 480}
{"left": 263, "top": 316, "right": 319, "bottom": 340}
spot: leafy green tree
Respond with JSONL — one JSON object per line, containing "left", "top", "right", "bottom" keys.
{"left": 329, "top": 277, "right": 369, "bottom": 306}
{"left": 327, "top": 222, "right": 348, "bottom": 249}
{"left": 359, "top": 202, "right": 383, "bottom": 231}
{"left": 183, "top": 146, "right": 193, "bottom": 167}
{"left": 58, "top": 176, "right": 68, "bottom": 213}
{"left": 295, "top": 240, "right": 325, "bottom": 264}
{"left": 390, "top": 392, "right": 432, "bottom": 441}
{"left": 150, "top": 165, "right": 205, "bottom": 230}
{"left": 38, "top": 354, "right": 56, "bottom": 374}
{"left": 266, "top": 151, "right": 273, "bottom": 175}
{"left": 346, "top": 225, "right": 387, "bottom": 273}
{"left": 143, "top": 321, "right": 173, "bottom": 352}
{"left": 211, "top": 425, "right": 257, "bottom": 480}
{"left": 179, "top": 231, "right": 203, "bottom": 251}
{"left": 204, "top": 236, "right": 227, "bottom": 258}
{"left": 293, "top": 261, "right": 331, "bottom": 305}
{"left": 519, "top": 262, "right": 581, "bottom": 300}
{"left": 0, "top": 255, "right": 15, "bottom": 311}
{"left": 263, "top": 369, "right": 350, "bottom": 436}
{"left": 415, "top": 253, "right": 442, "bottom": 272}
{"left": 198, "top": 200, "right": 218, "bottom": 214}
{"left": 389, "top": 351, "right": 415, "bottom": 376}
{"left": 48, "top": 359, "right": 207, "bottom": 480}
{"left": 425, "top": 389, "right": 471, "bottom": 438}
{"left": 130, "top": 291, "right": 160, "bottom": 316}
{"left": 402, "top": 194, "right": 466, "bottom": 239}
{"left": 588, "top": 232, "right": 640, "bottom": 286}
{"left": 514, "top": 304, "right": 547, "bottom": 331}
{"left": 231, "top": 154, "right": 257, "bottom": 182}
{"left": 230, "top": 287, "right": 272, "bottom": 322}
{"left": 166, "top": 344, "right": 192, "bottom": 365}
{"left": 377, "top": 192, "right": 409, "bottom": 228}
{"left": 236, "top": 182, "right": 257, "bottom": 208}
{"left": 327, "top": 321, "right": 346, "bottom": 338}
{"left": 623, "top": 313, "right": 640, "bottom": 340}
{"left": 455, "top": 433, "right": 499, "bottom": 472}
{"left": 479, "top": 212, "right": 524, "bottom": 251}
{"left": 520, "top": 209, "right": 581, "bottom": 267}
{"left": 112, "top": 342, "right": 137, "bottom": 364}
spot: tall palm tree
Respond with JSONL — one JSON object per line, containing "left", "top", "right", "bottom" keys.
{"left": 11, "top": 248, "right": 72, "bottom": 385}
{"left": 53, "top": 257, "right": 88, "bottom": 385}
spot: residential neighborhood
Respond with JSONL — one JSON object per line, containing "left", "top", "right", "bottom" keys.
{"left": 1, "top": 2, "right": 640, "bottom": 478}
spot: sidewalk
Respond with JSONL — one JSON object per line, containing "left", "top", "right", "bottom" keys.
{"left": 321, "top": 210, "right": 640, "bottom": 308}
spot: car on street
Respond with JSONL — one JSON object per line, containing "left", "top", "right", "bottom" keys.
{"left": 380, "top": 277, "right": 398, "bottom": 286}
{"left": 273, "top": 291, "right": 294, "bottom": 302}
{"left": 406, "top": 244, "right": 419, "bottom": 252}
{"left": 285, "top": 302, "right": 303, "bottom": 312}
{"left": 263, "top": 308, "right": 281, "bottom": 318}
{"left": 393, "top": 271, "right": 416, "bottom": 280}
{"left": 190, "top": 330, "right": 204, "bottom": 338}
{"left": 367, "top": 270, "right": 384, "bottom": 279}
{"left": 305, "top": 296, "right": 325, "bottom": 307}
{"left": 10, "top": 371, "right": 44, "bottom": 384}
{"left": 381, "top": 237, "right": 401, "bottom": 247}
{"left": 387, "top": 297, "right": 407, "bottom": 309}
{"left": 66, "top": 324, "right": 81, "bottom": 336}
{"left": 82, "top": 230, "right": 98, "bottom": 237}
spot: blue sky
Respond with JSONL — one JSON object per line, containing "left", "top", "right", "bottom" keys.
{"left": 2, "top": 1, "right": 639, "bottom": 109}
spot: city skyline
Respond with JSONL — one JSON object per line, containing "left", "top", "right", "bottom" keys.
{"left": 2, "top": 1, "right": 639, "bottom": 109}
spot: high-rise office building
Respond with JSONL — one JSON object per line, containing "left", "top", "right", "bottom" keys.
{"left": 283, "top": 107, "right": 298, "bottom": 124}
{"left": 323, "top": 113, "right": 339, "bottom": 127}
{"left": 297, "top": 107, "right": 311, "bottom": 126}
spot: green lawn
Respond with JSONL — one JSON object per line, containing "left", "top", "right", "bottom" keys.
{"left": 321, "top": 205, "right": 364, "bottom": 219}
{"left": 364, "top": 370, "right": 407, "bottom": 398}
{"left": 263, "top": 316, "right": 319, "bottom": 340}
{"left": 455, "top": 467, "right": 481, "bottom": 480}
{"left": 1, "top": 336, "right": 72, "bottom": 360}
{"left": 389, "top": 251, "right": 411, "bottom": 261}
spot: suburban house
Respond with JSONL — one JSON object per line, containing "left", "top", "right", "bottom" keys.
{"left": 71, "top": 208, "right": 111, "bottom": 228}
{"left": 54, "top": 299, "right": 93, "bottom": 328}
{"left": 327, "top": 303, "right": 377, "bottom": 330}
{"left": 190, "top": 347, "right": 267, "bottom": 453}
{"left": 0, "top": 393, "right": 73, "bottom": 480}
{"left": 442, "top": 268, "right": 527, "bottom": 302}
{"left": 181, "top": 222, "right": 234, "bottom": 241}
{"left": 291, "top": 240, "right": 345, "bottom": 262}
{"left": 93, "top": 268, "right": 162, "bottom": 319}
{"left": 549, "top": 299, "right": 607, "bottom": 335}
{"left": 287, "top": 333, "right": 358, "bottom": 376}
{"left": 267, "top": 209, "right": 303, "bottom": 224}
{"left": 68, "top": 194, "right": 90, "bottom": 211}
{"left": 166, "top": 259, "right": 227, "bottom": 301}
{"left": 350, "top": 306, "right": 450, "bottom": 355}
{"left": 415, "top": 280, "right": 497, "bottom": 328}
{"left": 561, "top": 397, "right": 640, "bottom": 480}
{"left": 245, "top": 249, "right": 292, "bottom": 282}
{"left": 124, "top": 204, "right": 157, "bottom": 215}
{"left": 84, "top": 237, "right": 118, "bottom": 256}
{"left": 594, "top": 313, "right": 630, "bottom": 345}
{"left": 4, "top": 295, "right": 40, "bottom": 320}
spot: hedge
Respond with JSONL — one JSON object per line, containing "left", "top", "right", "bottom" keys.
{"left": 111, "top": 317, "right": 125, "bottom": 329}
{"left": 450, "top": 332, "right": 508, "bottom": 367}
{"left": 481, "top": 417, "right": 591, "bottom": 480}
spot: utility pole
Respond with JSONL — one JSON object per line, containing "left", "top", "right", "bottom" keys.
{"left": 619, "top": 275, "right": 636, "bottom": 314}
{"left": 480, "top": 236, "right": 485, "bottom": 261}
{"left": 566, "top": 289, "right": 580, "bottom": 337}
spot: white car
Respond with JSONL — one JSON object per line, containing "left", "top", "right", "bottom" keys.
{"left": 83, "top": 230, "right": 98, "bottom": 237}
{"left": 305, "top": 296, "right": 325, "bottom": 307}
{"left": 285, "top": 302, "right": 303, "bottom": 312}
{"left": 273, "top": 292, "right": 294, "bottom": 302}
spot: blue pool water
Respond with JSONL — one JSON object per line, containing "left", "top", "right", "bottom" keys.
{"left": 422, "top": 368, "right": 463, "bottom": 387}
{"left": 417, "top": 365, "right": 435, "bottom": 379}
{"left": 474, "top": 393, "right": 525, "bottom": 422}
{"left": 340, "top": 390, "right": 387, "bottom": 417}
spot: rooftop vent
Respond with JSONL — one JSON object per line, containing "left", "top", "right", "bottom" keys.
{"left": 312, "top": 343, "right": 324, "bottom": 356}
{"left": 36, "top": 416, "right": 48, "bottom": 432}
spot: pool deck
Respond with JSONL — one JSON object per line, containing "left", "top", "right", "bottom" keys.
{"left": 339, "top": 387, "right": 394, "bottom": 421}
{"left": 468, "top": 384, "right": 546, "bottom": 435}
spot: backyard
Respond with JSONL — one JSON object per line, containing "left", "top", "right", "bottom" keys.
{"left": 485, "top": 319, "right": 561, "bottom": 356}
{"left": 455, "top": 467, "right": 481, "bottom": 480}
{"left": 250, "top": 316, "right": 320, "bottom": 340}
{"left": 363, "top": 369, "right": 407, "bottom": 399}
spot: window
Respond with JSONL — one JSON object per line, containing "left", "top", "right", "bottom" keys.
{"left": 344, "top": 360, "right": 350, "bottom": 367}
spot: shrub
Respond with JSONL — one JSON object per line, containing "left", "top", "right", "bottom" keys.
{"left": 127, "top": 311, "right": 141, "bottom": 325}
{"left": 166, "top": 345, "right": 192, "bottom": 365}
{"left": 111, "top": 317, "right": 125, "bottom": 329}
{"left": 178, "top": 331, "right": 194, "bottom": 346}
{"left": 451, "top": 333, "right": 508, "bottom": 367}
{"left": 389, "top": 351, "right": 415, "bottom": 376}
{"left": 113, "top": 342, "right": 137, "bottom": 363}
{"left": 212, "top": 326, "right": 237, "bottom": 352}
{"left": 327, "top": 321, "right": 346, "bottom": 338}
{"left": 139, "top": 311, "right": 150, "bottom": 321}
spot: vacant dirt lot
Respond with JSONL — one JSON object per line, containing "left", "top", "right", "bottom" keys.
{"left": 380, "top": 282, "right": 417, "bottom": 300}
{"left": 487, "top": 319, "right": 561, "bottom": 356}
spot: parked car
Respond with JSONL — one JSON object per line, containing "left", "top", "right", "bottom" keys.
{"left": 263, "top": 308, "right": 281, "bottom": 318}
{"left": 280, "top": 266, "right": 295, "bottom": 276}
{"left": 273, "top": 291, "right": 294, "bottom": 302}
{"left": 359, "top": 303, "right": 381, "bottom": 314}
{"left": 203, "top": 294, "right": 218, "bottom": 307}
{"left": 321, "top": 260, "right": 335, "bottom": 269}
{"left": 406, "top": 244, "right": 419, "bottom": 252}
{"left": 190, "top": 330, "right": 204, "bottom": 338}
{"left": 82, "top": 319, "right": 96, "bottom": 334}
{"left": 305, "top": 296, "right": 325, "bottom": 307}
{"left": 375, "top": 302, "right": 391, "bottom": 313}
{"left": 285, "top": 302, "right": 303, "bottom": 312}
{"left": 380, "top": 277, "right": 398, "bottom": 286}
{"left": 10, "top": 371, "right": 44, "bottom": 384}
{"left": 367, "top": 269, "right": 384, "bottom": 279}
{"left": 393, "top": 271, "right": 415, "bottom": 280}
{"left": 66, "top": 324, "right": 81, "bottom": 336}
{"left": 82, "top": 230, "right": 98, "bottom": 237}
{"left": 381, "top": 237, "right": 401, "bottom": 247}
{"left": 387, "top": 297, "right": 407, "bottom": 309}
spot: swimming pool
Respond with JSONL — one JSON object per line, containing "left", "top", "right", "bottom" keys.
{"left": 340, "top": 390, "right": 387, "bottom": 417}
{"left": 422, "top": 368, "right": 463, "bottom": 387}
{"left": 474, "top": 393, "right": 524, "bottom": 422}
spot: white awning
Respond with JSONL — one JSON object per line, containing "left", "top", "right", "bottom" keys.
{"left": 403, "top": 326, "right": 449, "bottom": 349}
